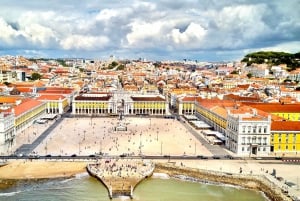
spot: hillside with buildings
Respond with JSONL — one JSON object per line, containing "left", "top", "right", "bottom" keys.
{"left": 0, "top": 54, "right": 300, "bottom": 157}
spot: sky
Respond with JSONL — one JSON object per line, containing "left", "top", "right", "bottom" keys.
{"left": 0, "top": 0, "right": 299, "bottom": 61}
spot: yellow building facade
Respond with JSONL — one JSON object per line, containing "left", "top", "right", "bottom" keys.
{"left": 271, "top": 121, "right": 300, "bottom": 154}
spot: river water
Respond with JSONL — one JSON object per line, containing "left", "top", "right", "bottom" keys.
{"left": 0, "top": 173, "right": 267, "bottom": 201}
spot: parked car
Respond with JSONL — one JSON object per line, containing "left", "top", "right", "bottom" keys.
{"left": 212, "top": 155, "right": 221, "bottom": 159}
{"left": 197, "top": 155, "right": 208, "bottom": 159}
{"left": 224, "top": 155, "right": 234, "bottom": 159}
{"left": 28, "top": 154, "right": 40, "bottom": 159}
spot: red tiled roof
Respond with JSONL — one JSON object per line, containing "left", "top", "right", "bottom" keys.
{"left": 16, "top": 87, "right": 33, "bottom": 93}
{"left": 182, "top": 96, "right": 203, "bottom": 102}
{"left": 223, "top": 94, "right": 260, "bottom": 102}
{"left": 131, "top": 96, "right": 165, "bottom": 101}
{"left": 38, "top": 87, "right": 74, "bottom": 95}
{"left": 244, "top": 103, "right": 300, "bottom": 113}
{"left": 75, "top": 95, "right": 111, "bottom": 101}
{"left": 271, "top": 121, "right": 300, "bottom": 131}
{"left": 37, "top": 95, "right": 65, "bottom": 101}
{"left": 12, "top": 99, "right": 45, "bottom": 116}
{"left": 0, "top": 96, "right": 23, "bottom": 104}
{"left": 197, "top": 99, "right": 236, "bottom": 109}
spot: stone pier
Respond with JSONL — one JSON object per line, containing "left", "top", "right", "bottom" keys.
{"left": 87, "top": 159, "right": 154, "bottom": 199}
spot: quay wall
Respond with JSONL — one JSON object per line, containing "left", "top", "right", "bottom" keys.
{"left": 154, "top": 163, "right": 291, "bottom": 201}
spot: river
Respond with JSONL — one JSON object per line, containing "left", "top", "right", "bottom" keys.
{"left": 0, "top": 173, "right": 267, "bottom": 201}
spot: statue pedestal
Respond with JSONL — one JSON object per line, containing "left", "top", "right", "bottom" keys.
{"left": 114, "top": 121, "right": 127, "bottom": 131}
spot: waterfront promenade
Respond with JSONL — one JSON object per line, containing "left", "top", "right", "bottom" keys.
{"left": 7, "top": 116, "right": 300, "bottom": 200}
{"left": 87, "top": 159, "right": 154, "bottom": 198}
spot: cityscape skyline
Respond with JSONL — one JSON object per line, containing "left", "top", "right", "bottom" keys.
{"left": 0, "top": 0, "right": 300, "bottom": 61}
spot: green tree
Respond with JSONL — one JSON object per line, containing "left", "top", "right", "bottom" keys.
{"left": 31, "top": 72, "right": 42, "bottom": 80}
{"left": 246, "top": 73, "right": 253, "bottom": 79}
{"left": 117, "top": 64, "right": 125, "bottom": 71}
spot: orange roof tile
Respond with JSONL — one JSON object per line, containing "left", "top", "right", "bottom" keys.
{"left": 0, "top": 96, "right": 23, "bottom": 104}
{"left": 244, "top": 103, "right": 300, "bottom": 113}
{"left": 16, "top": 87, "right": 33, "bottom": 93}
{"left": 12, "top": 99, "right": 45, "bottom": 117}
{"left": 182, "top": 96, "right": 203, "bottom": 102}
{"left": 37, "top": 95, "right": 66, "bottom": 101}
{"left": 131, "top": 96, "right": 165, "bottom": 101}
{"left": 211, "top": 106, "right": 228, "bottom": 119}
{"left": 271, "top": 121, "right": 300, "bottom": 131}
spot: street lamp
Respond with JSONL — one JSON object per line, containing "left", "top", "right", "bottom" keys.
{"left": 78, "top": 142, "right": 81, "bottom": 155}
{"left": 139, "top": 133, "right": 142, "bottom": 155}
{"left": 45, "top": 141, "right": 48, "bottom": 155}
{"left": 100, "top": 141, "right": 102, "bottom": 154}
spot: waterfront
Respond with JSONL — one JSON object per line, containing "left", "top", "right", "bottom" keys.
{"left": 0, "top": 174, "right": 267, "bottom": 201}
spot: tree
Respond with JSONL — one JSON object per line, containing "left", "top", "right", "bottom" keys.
{"left": 241, "top": 51, "right": 299, "bottom": 69}
{"left": 31, "top": 72, "right": 42, "bottom": 80}
{"left": 246, "top": 73, "right": 253, "bottom": 79}
{"left": 231, "top": 70, "right": 238, "bottom": 74}
{"left": 117, "top": 64, "right": 125, "bottom": 71}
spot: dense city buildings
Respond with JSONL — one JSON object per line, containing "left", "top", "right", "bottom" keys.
{"left": 0, "top": 54, "right": 300, "bottom": 157}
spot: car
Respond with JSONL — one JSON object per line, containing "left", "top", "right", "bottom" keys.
{"left": 71, "top": 154, "right": 77, "bottom": 157}
{"left": 17, "top": 153, "right": 24, "bottom": 158}
{"left": 45, "top": 154, "right": 52, "bottom": 157}
{"left": 212, "top": 155, "right": 221, "bottom": 159}
{"left": 89, "top": 154, "right": 95, "bottom": 157}
{"left": 224, "top": 155, "right": 234, "bottom": 159}
{"left": 28, "top": 154, "right": 40, "bottom": 159}
{"left": 197, "top": 155, "right": 208, "bottom": 159}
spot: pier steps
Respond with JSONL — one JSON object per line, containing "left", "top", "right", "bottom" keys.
{"left": 87, "top": 159, "right": 154, "bottom": 199}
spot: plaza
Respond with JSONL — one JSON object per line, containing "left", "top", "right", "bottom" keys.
{"left": 15, "top": 116, "right": 212, "bottom": 157}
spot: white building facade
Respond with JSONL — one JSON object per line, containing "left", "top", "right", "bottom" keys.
{"left": 226, "top": 108, "right": 271, "bottom": 156}
{"left": 0, "top": 112, "right": 15, "bottom": 155}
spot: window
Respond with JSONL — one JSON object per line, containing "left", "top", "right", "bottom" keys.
{"left": 263, "top": 127, "right": 267, "bottom": 133}
{"left": 278, "top": 145, "right": 281, "bottom": 150}
{"left": 293, "top": 145, "right": 296, "bottom": 150}
{"left": 258, "top": 127, "right": 262, "bottom": 133}
{"left": 263, "top": 147, "right": 266, "bottom": 151}
{"left": 242, "top": 137, "right": 245, "bottom": 144}
{"left": 248, "top": 126, "right": 251, "bottom": 133}
{"left": 242, "top": 147, "right": 244, "bottom": 151}
{"left": 252, "top": 137, "right": 256, "bottom": 143}
{"left": 286, "top": 145, "right": 288, "bottom": 150}
{"left": 242, "top": 126, "right": 246, "bottom": 133}
{"left": 253, "top": 126, "right": 257, "bottom": 133}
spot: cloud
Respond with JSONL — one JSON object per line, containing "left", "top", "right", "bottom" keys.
{"left": 0, "top": 0, "right": 299, "bottom": 60}
{"left": 168, "top": 22, "right": 207, "bottom": 48}
{"left": 60, "top": 35, "right": 110, "bottom": 50}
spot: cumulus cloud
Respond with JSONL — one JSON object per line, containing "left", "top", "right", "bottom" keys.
{"left": 60, "top": 35, "right": 110, "bottom": 50}
{"left": 168, "top": 22, "right": 207, "bottom": 47}
{"left": 0, "top": 0, "right": 299, "bottom": 60}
